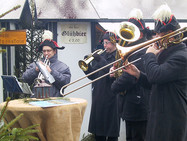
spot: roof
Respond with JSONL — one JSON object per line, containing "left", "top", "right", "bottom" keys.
{"left": 35, "top": 0, "right": 187, "bottom": 20}
{"left": 0, "top": 0, "right": 25, "bottom": 20}
{"left": 0, "top": 0, "right": 186, "bottom": 21}
{"left": 36, "top": 0, "right": 99, "bottom": 19}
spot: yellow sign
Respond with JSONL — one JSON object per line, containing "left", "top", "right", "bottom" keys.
{"left": 0, "top": 30, "right": 26, "bottom": 45}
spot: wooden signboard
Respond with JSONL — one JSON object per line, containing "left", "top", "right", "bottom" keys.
{"left": 0, "top": 30, "right": 26, "bottom": 45}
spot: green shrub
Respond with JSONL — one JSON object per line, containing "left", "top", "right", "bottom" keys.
{"left": 0, "top": 97, "right": 39, "bottom": 141}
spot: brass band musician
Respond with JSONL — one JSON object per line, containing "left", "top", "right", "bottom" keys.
{"left": 110, "top": 8, "right": 152, "bottom": 141}
{"left": 123, "top": 4, "right": 187, "bottom": 141}
{"left": 82, "top": 32, "right": 120, "bottom": 141}
{"left": 22, "top": 30, "right": 71, "bottom": 97}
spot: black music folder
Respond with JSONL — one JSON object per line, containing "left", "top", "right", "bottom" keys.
{"left": 1, "top": 75, "right": 33, "bottom": 95}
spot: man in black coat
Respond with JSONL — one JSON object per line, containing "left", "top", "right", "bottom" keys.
{"left": 83, "top": 32, "right": 120, "bottom": 141}
{"left": 110, "top": 8, "right": 151, "bottom": 141}
{"left": 123, "top": 4, "right": 187, "bottom": 141}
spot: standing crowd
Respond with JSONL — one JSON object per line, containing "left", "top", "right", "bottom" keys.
{"left": 22, "top": 3, "right": 187, "bottom": 141}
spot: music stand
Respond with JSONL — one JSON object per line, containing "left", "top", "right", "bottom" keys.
{"left": 1, "top": 75, "right": 33, "bottom": 95}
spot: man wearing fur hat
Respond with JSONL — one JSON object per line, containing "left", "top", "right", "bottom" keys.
{"left": 123, "top": 4, "right": 187, "bottom": 141}
{"left": 110, "top": 8, "right": 151, "bottom": 141}
{"left": 82, "top": 31, "right": 120, "bottom": 141}
{"left": 22, "top": 30, "right": 71, "bottom": 97}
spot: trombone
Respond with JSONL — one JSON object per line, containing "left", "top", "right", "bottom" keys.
{"left": 60, "top": 26, "right": 187, "bottom": 97}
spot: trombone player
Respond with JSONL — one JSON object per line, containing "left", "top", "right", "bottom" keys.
{"left": 110, "top": 8, "right": 152, "bottom": 141}
{"left": 82, "top": 31, "right": 120, "bottom": 141}
{"left": 22, "top": 30, "right": 71, "bottom": 97}
{"left": 122, "top": 4, "right": 187, "bottom": 141}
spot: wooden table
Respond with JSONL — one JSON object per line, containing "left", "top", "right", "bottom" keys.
{"left": 0, "top": 98, "right": 87, "bottom": 141}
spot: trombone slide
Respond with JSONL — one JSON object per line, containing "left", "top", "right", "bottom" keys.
{"left": 61, "top": 58, "right": 141, "bottom": 97}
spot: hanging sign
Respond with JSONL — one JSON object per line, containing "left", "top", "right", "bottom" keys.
{"left": 0, "top": 30, "right": 26, "bottom": 45}
{"left": 61, "top": 24, "right": 87, "bottom": 44}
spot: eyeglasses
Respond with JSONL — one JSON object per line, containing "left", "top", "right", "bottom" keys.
{"left": 42, "top": 49, "right": 53, "bottom": 53}
{"left": 102, "top": 41, "right": 111, "bottom": 45}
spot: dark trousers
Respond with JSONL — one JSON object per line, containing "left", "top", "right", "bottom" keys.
{"left": 125, "top": 120, "right": 147, "bottom": 141}
{"left": 95, "top": 135, "right": 118, "bottom": 141}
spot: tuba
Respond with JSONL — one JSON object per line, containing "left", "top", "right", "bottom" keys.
{"left": 114, "top": 21, "right": 141, "bottom": 77}
{"left": 116, "top": 21, "right": 140, "bottom": 47}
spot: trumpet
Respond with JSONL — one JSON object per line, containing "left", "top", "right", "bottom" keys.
{"left": 60, "top": 26, "right": 187, "bottom": 97}
{"left": 78, "top": 49, "right": 106, "bottom": 71}
{"left": 37, "top": 56, "right": 50, "bottom": 81}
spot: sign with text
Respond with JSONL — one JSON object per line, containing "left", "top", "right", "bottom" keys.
{"left": 61, "top": 24, "right": 87, "bottom": 44}
{"left": 0, "top": 30, "right": 26, "bottom": 45}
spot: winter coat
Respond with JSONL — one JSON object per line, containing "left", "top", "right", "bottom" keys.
{"left": 111, "top": 37, "right": 150, "bottom": 121}
{"left": 84, "top": 50, "right": 120, "bottom": 137}
{"left": 139, "top": 42, "right": 187, "bottom": 141}
{"left": 22, "top": 53, "right": 71, "bottom": 97}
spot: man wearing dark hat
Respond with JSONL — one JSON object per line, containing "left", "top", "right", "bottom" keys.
{"left": 82, "top": 31, "right": 120, "bottom": 141}
{"left": 123, "top": 4, "right": 187, "bottom": 141}
{"left": 22, "top": 30, "right": 71, "bottom": 97}
{"left": 110, "top": 8, "right": 151, "bottom": 141}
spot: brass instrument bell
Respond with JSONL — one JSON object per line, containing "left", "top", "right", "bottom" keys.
{"left": 78, "top": 49, "right": 105, "bottom": 71}
{"left": 116, "top": 21, "right": 140, "bottom": 47}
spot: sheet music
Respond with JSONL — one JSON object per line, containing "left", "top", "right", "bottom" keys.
{"left": 1, "top": 75, "right": 33, "bottom": 95}
{"left": 29, "top": 99, "right": 80, "bottom": 108}
{"left": 18, "top": 81, "right": 33, "bottom": 95}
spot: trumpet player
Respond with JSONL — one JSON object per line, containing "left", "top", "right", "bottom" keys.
{"left": 110, "top": 8, "right": 153, "bottom": 141}
{"left": 22, "top": 30, "right": 71, "bottom": 97}
{"left": 82, "top": 31, "right": 120, "bottom": 141}
{"left": 121, "top": 4, "right": 187, "bottom": 141}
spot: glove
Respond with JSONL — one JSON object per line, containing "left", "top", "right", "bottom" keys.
{"left": 92, "top": 53, "right": 102, "bottom": 62}
{"left": 84, "top": 55, "right": 88, "bottom": 59}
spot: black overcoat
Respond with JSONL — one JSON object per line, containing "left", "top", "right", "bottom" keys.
{"left": 139, "top": 43, "right": 187, "bottom": 141}
{"left": 84, "top": 50, "right": 120, "bottom": 137}
{"left": 111, "top": 37, "right": 150, "bottom": 121}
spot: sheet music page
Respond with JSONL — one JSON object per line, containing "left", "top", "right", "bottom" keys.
{"left": 29, "top": 99, "right": 80, "bottom": 108}
{"left": 18, "top": 81, "right": 33, "bottom": 95}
